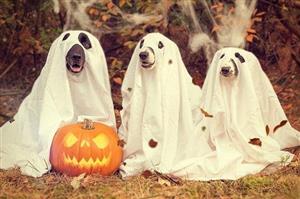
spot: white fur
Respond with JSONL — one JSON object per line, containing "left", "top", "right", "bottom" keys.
{"left": 139, "top": 47, "right": 155, "bottom": 69}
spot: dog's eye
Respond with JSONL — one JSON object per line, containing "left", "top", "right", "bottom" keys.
{"left": 62, "top": 33, "right": 70, "bottom": 41}
{"left": 235, "top": 52, "right": 245, "bottom": 63}
{"left": 158, "top": 41, "right": 164, "bottom": 49}
{"left": 220, "top": 54, "right": 225, "bottom": 59}
{"left": 139, "top": 39, "right": 144, "bottom": 49}
{"left": 78, "top": 33, "right": 92, "bottom": 49}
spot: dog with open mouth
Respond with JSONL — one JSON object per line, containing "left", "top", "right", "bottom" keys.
{"left": 119, "top": 33, "right": 204, "bottom": 177}
{"left": 0, "top": 30, "right": 116, "bottom": 177}
{"left": 65, "top": 32, "right": 92, "bottom": 73}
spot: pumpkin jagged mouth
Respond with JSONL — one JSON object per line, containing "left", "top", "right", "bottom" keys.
{"left": 63, "top": 152, "right": 111, "bottom": 168}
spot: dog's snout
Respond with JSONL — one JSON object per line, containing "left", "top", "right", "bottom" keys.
{"left": 72, "top": 54, "right": 82, "bottom": 60}
{"left": 139, "top": 51, "right": 149, "bottom": 60}
{"left": 66, "top": 44, "right": 85, "bottom": 73}
{"left": 221, "top": 67, "right": 230, "bottom": 74}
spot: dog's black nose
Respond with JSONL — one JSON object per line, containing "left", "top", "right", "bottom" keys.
{"left": 221, "top": 67, "right": 230, "bottom": 75}
{"left": 139, "top": 51, "right": 149, "bottom": 60}
{"left": 72, "top": 53, "right": 82, "bottom": 60}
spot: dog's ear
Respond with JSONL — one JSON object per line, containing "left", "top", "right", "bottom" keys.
{"left": 62, "top": 33, "right": 70, "bottom": 41}
{"left": 235, "top": 52, "right": 245, "bottom": 63}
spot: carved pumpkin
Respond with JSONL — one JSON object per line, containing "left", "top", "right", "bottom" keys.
{"left": 50, "top": 119, "right": 122, "bottom": 176}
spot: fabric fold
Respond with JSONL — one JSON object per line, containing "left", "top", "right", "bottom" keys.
{"left": 0, "top": 30, "right": 115, "bottom": 177}
{"left": 119, "top": 33, "right": 204, "bottom": 176}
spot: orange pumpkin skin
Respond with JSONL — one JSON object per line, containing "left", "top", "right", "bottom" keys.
{"left": 50, "top": 120, "right": 122, "bottom": 176}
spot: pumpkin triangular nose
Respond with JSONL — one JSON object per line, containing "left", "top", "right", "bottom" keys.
{"left": 80, "top": 140, "right": 90, "bottom": 147}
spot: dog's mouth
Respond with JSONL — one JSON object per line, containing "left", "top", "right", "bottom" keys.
{"left": 141, "top": 61, "right": 155, "bottom": 69}
{"left": 67, "top": 62, "right": 84, "bottom": 73}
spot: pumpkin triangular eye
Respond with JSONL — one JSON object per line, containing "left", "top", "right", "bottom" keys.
{"left": 93, "top": 134, "right": 109, "bottom": 149}
{"left": 64, "top": 133, "right": 78, "bottom": 147}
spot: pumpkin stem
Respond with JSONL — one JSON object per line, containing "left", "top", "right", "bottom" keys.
{"left": 82, "top": 119, "right": 95, "bottom": 130}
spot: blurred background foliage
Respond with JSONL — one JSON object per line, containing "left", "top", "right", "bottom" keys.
{"left": 0, "top": 1, "right": 299, "bottom": 197}
{"left": 0, "top": 0, "right": 299, "bottom": 127}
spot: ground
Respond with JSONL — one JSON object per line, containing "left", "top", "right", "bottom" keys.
{"left": 0, "top": 161, "right": 299, "bottom": 198}
{"left": 0, "top": 0, "right": 300, "bottom": 198}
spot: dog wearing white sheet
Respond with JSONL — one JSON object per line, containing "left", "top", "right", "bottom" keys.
{"left": 0, "top": 31, "right": 116, "bottom": 177}
{"left": 119, "top": 33, "right": 205, "bottom": 177}
{"left": 170, "top": 47, "right": 300, "bottom": 180}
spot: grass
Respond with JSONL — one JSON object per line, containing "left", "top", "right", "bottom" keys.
{"left": 0, "top": 161, "right": 299, "bottom": 199}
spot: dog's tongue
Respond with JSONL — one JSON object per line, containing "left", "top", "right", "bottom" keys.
{"left": 71, "top": 65, "right": 82, "bottom": 72}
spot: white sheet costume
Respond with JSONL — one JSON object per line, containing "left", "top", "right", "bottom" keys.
{"left": 0, "top": 30, "right": 115, "bottom": 177}
{"left": 170, "top": 47, "right": 300, "bottom": 180}
{"left": 119, "top": 33, "right": 204, "bottom": 177}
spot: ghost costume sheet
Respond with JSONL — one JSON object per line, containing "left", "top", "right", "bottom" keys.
{"left": 119, "top": 33, "right": 206, "bottom": 177}
{"left": 170, "top": 47, "right": 300, "bottom": 180}
{"left": 0, "top": 31, "right": 115, "bottom": 177}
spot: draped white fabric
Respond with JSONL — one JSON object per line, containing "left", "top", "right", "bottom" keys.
{"left": 120, "top": 43, "right": 299, "bottom": 180}
{"left": 0, "top": 30, "right": 115, "bottom": 177}
{"left": 119, "top": 33, "right": 204, "bottom": 177}
{"left": 169, "top": 47, "right": 300, "bottom": 180}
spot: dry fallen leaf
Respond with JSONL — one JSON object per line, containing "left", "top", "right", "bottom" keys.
{"left": 158, "top": 177, "right": 171, "bottom": 186}
{"left": 252, "top": 17, "right": 262, "bottom": 22}
{"left": 256, "top": 11, "right": 266, "bottom": 17}
{"left": 249, "top": 138, "right": 262, "bottom": 147}
{"left": 214, "top": 14, "right": 223, "bottom": 20}
{"left": 228, "top": 6, "right": 235, "bottom": 14}
{"left": 119, "top": 0, "right": 126, "bottom": 7}
{"left": 141, "top": 170, "right": 153, "bottom": 179}
{"left": 123, "top": 41, "right": 137, "bottom": 49}
{"left": 101, "top": 15, "right": 110, "bottom": 22}
{"left": 153, "top": 171, "right": 183, "bottom": 185}
{"left": 81, "top": 175, "right": 97, "bottom": 188}
{"left": 70, "top": 173, "right": 85, "bottom": 189}
{"left": 149, "top": 139, "right": 158, "bottom": 148}
{"left": 211, "top": 2, "right": 224, "bottom": 12}
{"left": 118, "top": 139, "right": 126, "bottom": 148}
{"left": 246, "top": 34, "right": 254, "bottom": 43}
{"left": 247, "top": 28, "right": 257, "bottom": 34}
{"left": 200, "top": 108, "right": 213, "bottom": 118}
{"left": 88, "top": 8, "right": 99, "bottom": 16}
{"left": 283, "top": 103, "right": 293, "bottom": 111}
{"left": 113, "top": 77, "right": 123, "bottom": 85}
{"left": 107, "top": 2, "right": 114, "bottom": 10}
{"left": 211, "top": 25, "right": 221, "bottom": 33}
{"left": 266, "top": 125, "right": 270, "bottom": 135}
{"left": 273, "top": 120, "right": 288, "bottom": 133}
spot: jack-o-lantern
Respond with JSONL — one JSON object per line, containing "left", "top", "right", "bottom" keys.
{"left": 50, "top": 119, "right": 123, "bottom": 176}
